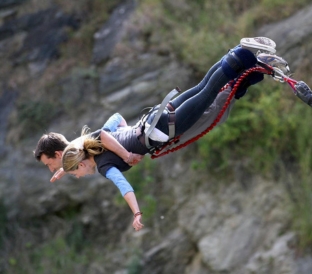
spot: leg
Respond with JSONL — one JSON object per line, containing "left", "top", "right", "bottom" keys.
{"left": 148, "top": 37, "right": 276, "bottom": 139}
{"left": 173, "top": 47, "right": 257, "bottom": 135}
{"left": 170, "top": 60, "right": 221, "bottom": 109}
{"left": 148, "top": 46, "right": 256, "bottom": 137}
{"left": 173, "top": 67, "right": 236, "bottom": 135}
{"left": 170, "top": 45, "right": 248, "bottom": 109}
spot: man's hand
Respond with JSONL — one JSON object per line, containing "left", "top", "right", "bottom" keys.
{"left": 50, "top": 168, "right": 66, "bottom": 183}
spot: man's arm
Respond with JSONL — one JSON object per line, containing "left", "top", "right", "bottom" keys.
{"left": 50, "top": 168, "right": 65, "bottom": 182}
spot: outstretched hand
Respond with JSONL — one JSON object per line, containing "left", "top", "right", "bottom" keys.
{"left": 133, "top": 215, "right": 144, "bottom": 231}
{"left": 50, "top": 168, "right": 66, "bottom": 183}
{"left": 126, "top": 153, "right": 145, "bottom": 166}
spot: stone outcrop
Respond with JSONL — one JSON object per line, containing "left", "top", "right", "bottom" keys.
{"left": 258, "top": 3, "right": 312, "bottom": 69}
{"left": 1, "top": 1, "right": 312, "bottom": 273}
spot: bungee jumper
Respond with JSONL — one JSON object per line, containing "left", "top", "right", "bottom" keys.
{"left": 34, "top": 37, "right": 312, "bottom": 232}
{"left": 152, "top": 52, "right": 312, "bottom": 158}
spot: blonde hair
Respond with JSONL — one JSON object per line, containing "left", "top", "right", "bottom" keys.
{"left": 62, "top": 126, "right": 105, "bottom": 172}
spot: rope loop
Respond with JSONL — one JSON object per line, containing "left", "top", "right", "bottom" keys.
{"left": 151, "top": 66, "right": 272, "bottom": 159}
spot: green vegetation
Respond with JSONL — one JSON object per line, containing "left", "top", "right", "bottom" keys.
{"left": 127, "top": 251, "right": 143, "bottom": 274}
{"left": 134, "top": 0, "right": 312, "bottom": 249}
{"left": 4, "top": 219, "right": 94, "bottom": 274}
{"left": 115, "top": 157, "right": 158, "bottom": 220}
{"left": 7, "top": 0, "right": 312, "bottom": 269}
{"left": 135, "top": 0, "right": 311, "bottom": 73}
{"left": 6, "top": 237, "right": 90, "bottom": 274}
{"left": 196, "top": 81, "right": 297, "bottom": 173}
{"left": 15, "top": 100, "right": 59, "bottom": 139}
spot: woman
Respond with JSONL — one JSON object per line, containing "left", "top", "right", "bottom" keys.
{"left": 62, "top": 37, "right": 276, "bottom": 231}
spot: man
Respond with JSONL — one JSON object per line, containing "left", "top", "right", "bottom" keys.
{"left": 34, "top": 114, "right": 144, "bottom": 181}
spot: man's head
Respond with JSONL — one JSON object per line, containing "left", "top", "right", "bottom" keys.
{"left": 34, "top": 132, "right": 69, "bottom": 172}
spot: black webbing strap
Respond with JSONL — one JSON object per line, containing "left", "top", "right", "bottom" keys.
{"left": 145, "top": 87, "right": 181, "bottom": 150}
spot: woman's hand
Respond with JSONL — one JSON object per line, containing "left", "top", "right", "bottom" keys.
{"left": 133, "top": 214, "right": 144, "bottom": 231}
{"left": 50, "top": 168, "right": 66, "bottom": 182}
{"left": 123, "top": 192, "right": 144, "bottom": 231}
{"left": 100, "top": 130, "right": 144, "bottom": 165}
{"left": 125, "top": 153, "right": 145, "bottom": 166}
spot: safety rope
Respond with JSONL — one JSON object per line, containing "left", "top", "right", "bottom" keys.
{"left": 151, "top": 66, "right": 273, "bottom": 159}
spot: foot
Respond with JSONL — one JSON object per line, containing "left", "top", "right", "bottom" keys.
{"left": 240, "top": 37, "right": 276, "bottom": 55}
{"left": 257, "top": 53, "right": 291, "bottom": 76}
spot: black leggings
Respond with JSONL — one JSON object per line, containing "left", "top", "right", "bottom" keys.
{"left": 148, "top": 46, "right": 257, "bottom": 137}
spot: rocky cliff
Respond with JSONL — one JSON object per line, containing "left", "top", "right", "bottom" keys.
{"left": 1, "top": 1, "right": 312, "bottom": 273}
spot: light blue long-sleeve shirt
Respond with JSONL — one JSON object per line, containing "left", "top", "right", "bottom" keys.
{"left": 102, "top": 112, "right": 123, "bottom": 132}
{"left": 105, "top": 167, "right": 134, "bottom": 196}
{"left": 101, "top": 113, "right": 134, "bottom": 196}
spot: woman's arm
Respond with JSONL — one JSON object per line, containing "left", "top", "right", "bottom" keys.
{"left": 100, "top": 130, "right": 144, "bottom": 166}
{"left": 124, "top": 192, "right": 144, "bottom": 231}
{"left": 106, "top": 167, "right": 144, "bottom": 231}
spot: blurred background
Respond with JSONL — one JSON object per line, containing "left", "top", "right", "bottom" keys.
{"left": 1, "top": 0, "right": 312, "bottom": 273}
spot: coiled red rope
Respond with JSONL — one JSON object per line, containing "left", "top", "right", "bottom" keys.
{"left": 151, "top": 66, "right": 272, "bottom": 159}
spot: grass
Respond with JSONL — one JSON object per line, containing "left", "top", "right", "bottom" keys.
{"left": 5, "top": 237, "right": 89, "bottom": 274}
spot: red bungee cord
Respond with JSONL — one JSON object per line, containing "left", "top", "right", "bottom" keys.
{"left": 151, "top": 66, "right": 272, "bottom": 159}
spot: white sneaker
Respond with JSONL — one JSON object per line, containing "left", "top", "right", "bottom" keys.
{"left": 240, "top": 37, "right": 276, "bottom": 55}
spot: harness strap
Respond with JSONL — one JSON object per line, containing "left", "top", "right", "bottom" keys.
{"left": 151, "top": 66, "right": 273, "bottom": 159}
{"left": 167, "top": 103, "right": 176, "bottom": 139}
{"left": 145, "top": 87, "right": 181, "bottom": 150}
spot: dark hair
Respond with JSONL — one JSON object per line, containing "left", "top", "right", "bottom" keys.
{"left": 34, "top": 132, "right": 69, "bottom": 161}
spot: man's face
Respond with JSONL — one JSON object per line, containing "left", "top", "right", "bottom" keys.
{"left": 68, "top": 159, "right": 96, "bottom": 179}
{"left": 40, "top": 151, "right": 63, "bottom": 173}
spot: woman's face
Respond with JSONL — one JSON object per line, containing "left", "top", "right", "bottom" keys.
{"left": 68, "top": 159, "right": 96, "bottom": 178}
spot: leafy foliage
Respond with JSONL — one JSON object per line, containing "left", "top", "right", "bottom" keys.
{"left": 115, "top": 157, "right": 158, "bottom": 220}
{"left": 132, "top": 0, "right": 312, "bottom": 249}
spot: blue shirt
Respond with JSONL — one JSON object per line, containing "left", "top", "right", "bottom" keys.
{"left": 102, "top": 113, "right": 123, "bottom": 133}
{"left": 101, "top": 113, "right": 134, "bottom": 196}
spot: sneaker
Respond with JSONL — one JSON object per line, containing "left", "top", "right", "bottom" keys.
{"left": 294, "top": 81, "right": 312, "bottom": 107}
{"left": 240, "top": 37, "right": 276, "bottom": 55}
{"left": 257, "top": 53, "right": 291, "bottom": 75}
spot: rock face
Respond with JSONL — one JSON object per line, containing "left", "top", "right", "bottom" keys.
{"left": 92, "top": 0, "right": 136, "bottom": 64}
{"left": 0, "top": 1, "right": 312, "bottom": 273}
{"left": 258, "top": 4, "right": 312, "bottom": 70}
{"left": 0, "top": 0, "right": 27, "bottom": 9}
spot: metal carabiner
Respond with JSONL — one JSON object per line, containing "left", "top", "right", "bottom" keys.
{"left": 272, "top": 67, "right": 287, "bottom": 83}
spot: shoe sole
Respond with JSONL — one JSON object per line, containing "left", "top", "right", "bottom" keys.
{"left": 240, "top": 37, "right": 276, "bottom": 54}
{"left": 257, "top": 54, "right": 291, "bottom": 75}
{"left": 257, "top": 55, "right": 286, "bottom": 66}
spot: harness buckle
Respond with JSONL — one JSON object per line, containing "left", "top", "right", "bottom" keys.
{"left": 144, "top": 88, "right": 180, "bottom": 150}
